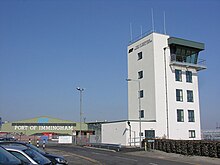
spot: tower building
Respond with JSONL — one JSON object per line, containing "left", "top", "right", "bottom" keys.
{"left": 127, "top": 32, "right": 206, "bottom": 140}
{"left": 101, "top": 32, "right": 206, "bottom": 146}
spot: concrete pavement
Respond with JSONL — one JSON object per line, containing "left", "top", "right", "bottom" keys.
{"left": 127, "top": 149, "right": 220, "bottom": 165}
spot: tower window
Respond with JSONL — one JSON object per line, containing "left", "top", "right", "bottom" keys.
{"left": 186, "top": 71, "right": 192, "bottom": 83}
{"left": 189, "top": 130, "right": 196, "bottom": 138}
{"left": 187, "top": 90, "right": 194, "bottom": 102}
{"left": 188, "top": 110, "right": 195, "bottom": 122}
{"left": 177, "top": 109, "right": 184, "bottom": 122}
{"left": 175, "top": 69, "right": 182, "bottom": 82}
{"left": 138, "top": 52, "right": 142, "bottom": 60}
{"left": 139, "top": 90, "right": 144, "bottom": 98}
{"left": 176, "top": 89, "right": 183, "bottom": 102}
{"left": 138, "top": 71, "right": 143, "bottom": 79}
{"left": 140, "top": 110, "right": 144, "bottom": 118}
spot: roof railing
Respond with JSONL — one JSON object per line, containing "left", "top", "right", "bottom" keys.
{"left": 170, "top": 54, "right": 207, "bottom": 71}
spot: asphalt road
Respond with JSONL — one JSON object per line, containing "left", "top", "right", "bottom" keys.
{"left": 44, "top": 144, "right": 220, "bottom": 165}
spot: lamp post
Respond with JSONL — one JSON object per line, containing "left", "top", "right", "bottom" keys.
{"left": 127, "top": 78, "right": 142, "bottom": 148}
{"left": 76, "top": 87, "right": 84, "bottom": 144}
{"left": 163, "top": 47, "right": 169, "bottom": 139}
{"left": 127, "top": 121, "right": 131, "bottom": 146}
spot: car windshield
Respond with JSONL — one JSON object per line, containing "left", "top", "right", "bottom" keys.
{"left": 24, "top": 148, "right": 51, "bottom": 165}
{"left": 0, "top": 147, "right": 21, "bottom": 165}
{"left": 27, "top": 143, "right": 46, "bottom": 155}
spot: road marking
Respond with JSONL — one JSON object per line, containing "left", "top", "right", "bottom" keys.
{"left": 51, "top": 148, "right": 103, "bottom": 165}
{"left": 62, "top": 154, "right": 71, "bottom": 156}
{"left": 68, "top": 152, "right": 102, "bottom": 165}
{"left": 149, "top": 163, "right": 158, "bottom": 165}
{"left": 85, "top": 146, "right": 116, "bottom": 152}
{"left": 114, "top": 156, "right": 138, "bottom": 162}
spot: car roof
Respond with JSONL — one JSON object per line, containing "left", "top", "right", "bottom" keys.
{"left": 0, "top": 141, "right": 26, "bottom": 145}
{"left": 2, "top": 145, "right": 38, "bottom": 164}
{"left": 1, "top": 145, "right": 29, "bottom": 151}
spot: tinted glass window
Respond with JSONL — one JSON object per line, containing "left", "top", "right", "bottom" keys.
{"left": 139, "top": 90, "right": 144, "bottom": 98}
{"left": 10, "top": 151, "right": 31, "bottom": 164}
{"left": 189, "top": 130, "right": 196, "bottom": 138}
{"left": 187, "top": 90, "right": 194, "bottom": 102}
{"left": 140, "top": 110, "right": 144, "bottom": 118}
{"left": 27, "top": 143, "right": 46, "bottom": 155}
{"left": 177, "top": 109, "right": 184, "bottom": 122}
{"left": 24, "top": 149, "right": 51, "bottom": 165}
{"left": 176, "top": 89, "right": 183, "bottom": 102}
{"left": 138, "top": 71, "right": 143, "bottom": 79}
{"left": 0, "top": 147, "right": 21, "bottom": 165}
{"left": 138, "top": 52, "right": 142, "bottom": 60}
{"left": 175, "top": 69, "right": 182, "bottom": 82}
{"left": 188, "top": 110, "right": 195, "bottom": 122}
{"left": 186, "top": 71, "right": 192, "bottom": 83}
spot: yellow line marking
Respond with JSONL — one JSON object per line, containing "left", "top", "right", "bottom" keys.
{"left": 68, "top": 152, "right": 102, "bottom": 165}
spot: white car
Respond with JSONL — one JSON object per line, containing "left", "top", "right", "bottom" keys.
{"left": 2, "top": 145, "right": 52, "bottom": 165}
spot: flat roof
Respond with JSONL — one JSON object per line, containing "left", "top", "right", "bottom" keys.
{"left": 87, "top": 119, "right": 156, "bottom": 124}
{"left": 168, "top": 37, "right": 204, "bottom": 50}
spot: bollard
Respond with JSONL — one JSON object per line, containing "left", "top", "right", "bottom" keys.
{"left": 36, "top": 140, "right": 39, "bottom": 148}
{"left": 42, "top": 140, "right": 46, "bottom": 150}
{"left": 145, "top": 141, "right": 147, "bottom": 151}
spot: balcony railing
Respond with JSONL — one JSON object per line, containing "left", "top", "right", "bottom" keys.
{"left": 170, "top": 54, "right": 207, "bottom": 71}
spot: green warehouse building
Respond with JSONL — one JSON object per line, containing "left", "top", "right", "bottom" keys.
{"left": 0, "top": 116, "right": 89, "bottom": 137}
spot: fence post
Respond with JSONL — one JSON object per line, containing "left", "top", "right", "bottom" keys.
{"left": 144, "top": 141, "right": 147, "bottom": 151}
{"left": 43, "top": 140, "right": 46, "bottom": 150}
{"left": 36, "top": 140, "right": 39, "bottom": 148}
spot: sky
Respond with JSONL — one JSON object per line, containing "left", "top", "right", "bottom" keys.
{"left": 0, "top": 0, "right": 219, "bottom": 129}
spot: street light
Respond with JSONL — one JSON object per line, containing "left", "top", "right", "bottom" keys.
{"left": 127, "top": 121, "right": 131, "bottom": 146}
{"left": 126, "top": 78, "right": 142, "bottom": 148}
{"left": 76, "top": 87, "right": 84, "bottom": 144}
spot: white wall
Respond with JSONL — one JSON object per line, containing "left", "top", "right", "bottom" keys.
{"left": 167, "top": 65, "right": 201, "bottom": 140}
{"left": 102, "top": 121, "right": 159, "bottom": 146}
{"left": 128, "top": 33, "right": 156, "bottom": 120}
{"left": 102, "top": 122, "right": 128, "bottom": 145}
{"left": 152, "top": 33, "right": 170, "bottom": 138}
{"left": 127, "top": 32, "right": 202, "bottom": 140}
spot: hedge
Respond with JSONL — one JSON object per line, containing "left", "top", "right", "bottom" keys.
{"left": 143, "top": 139, "right": 220, "bottom": 158}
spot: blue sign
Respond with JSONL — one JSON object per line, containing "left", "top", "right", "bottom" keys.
{"left": 38, "top": 118, "right": 49, "bottom": 123}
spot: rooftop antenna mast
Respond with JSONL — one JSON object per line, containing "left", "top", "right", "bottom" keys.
{"left": 163, "top": 11, "right": 167, "bottom": 34}
{"left": 216, "top": 122, "right": 220, "bottom": 129}
{"left": 140, "top": 25, "right": 143, "bottom": 38}
{"left": 151, "top": 8, "right": 155, "bottom": 32}
{"left": 130, "top": 23, "right": 133, "bottom": 42}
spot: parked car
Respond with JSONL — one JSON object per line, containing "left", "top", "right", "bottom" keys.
{"left": 0, "top": 137, "right": 17, "bottom": 142}
{"left": 0, "top": 146, "right": 22, "bottom": 165}
{"left": 2, "top": 145, "right": 52, "bottom": 165}
{"left": 0, "top": 141, "right": 68, "bottom": 165}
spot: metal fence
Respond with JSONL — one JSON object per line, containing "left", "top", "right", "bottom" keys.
{"left": 0, "top": 132, "right": 102, "bottom": 146}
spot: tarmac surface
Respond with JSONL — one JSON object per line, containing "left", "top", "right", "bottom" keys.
{"left": 45, "top": 145, "right": 220, "bottom": 165}
{"left": 127, "top": 149, "right": 220, "bottom": 165}
{"left": 45, "top": 147, "right": 97, "bottom": 165}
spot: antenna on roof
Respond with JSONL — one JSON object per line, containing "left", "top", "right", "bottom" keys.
{"left": 140, "top": 25, "right": 143, "bottom": 38}
{"left": 130, "top": 23, "right": 133, "bottom": 41}
{"left": 163, "top": 11, "right": 167, "bottom": 34}
{"left": 151, "top": 8, "right": 155, "bottom": 32}
{"left": 216, "top": 122, "right": 220, "bottom": 129}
